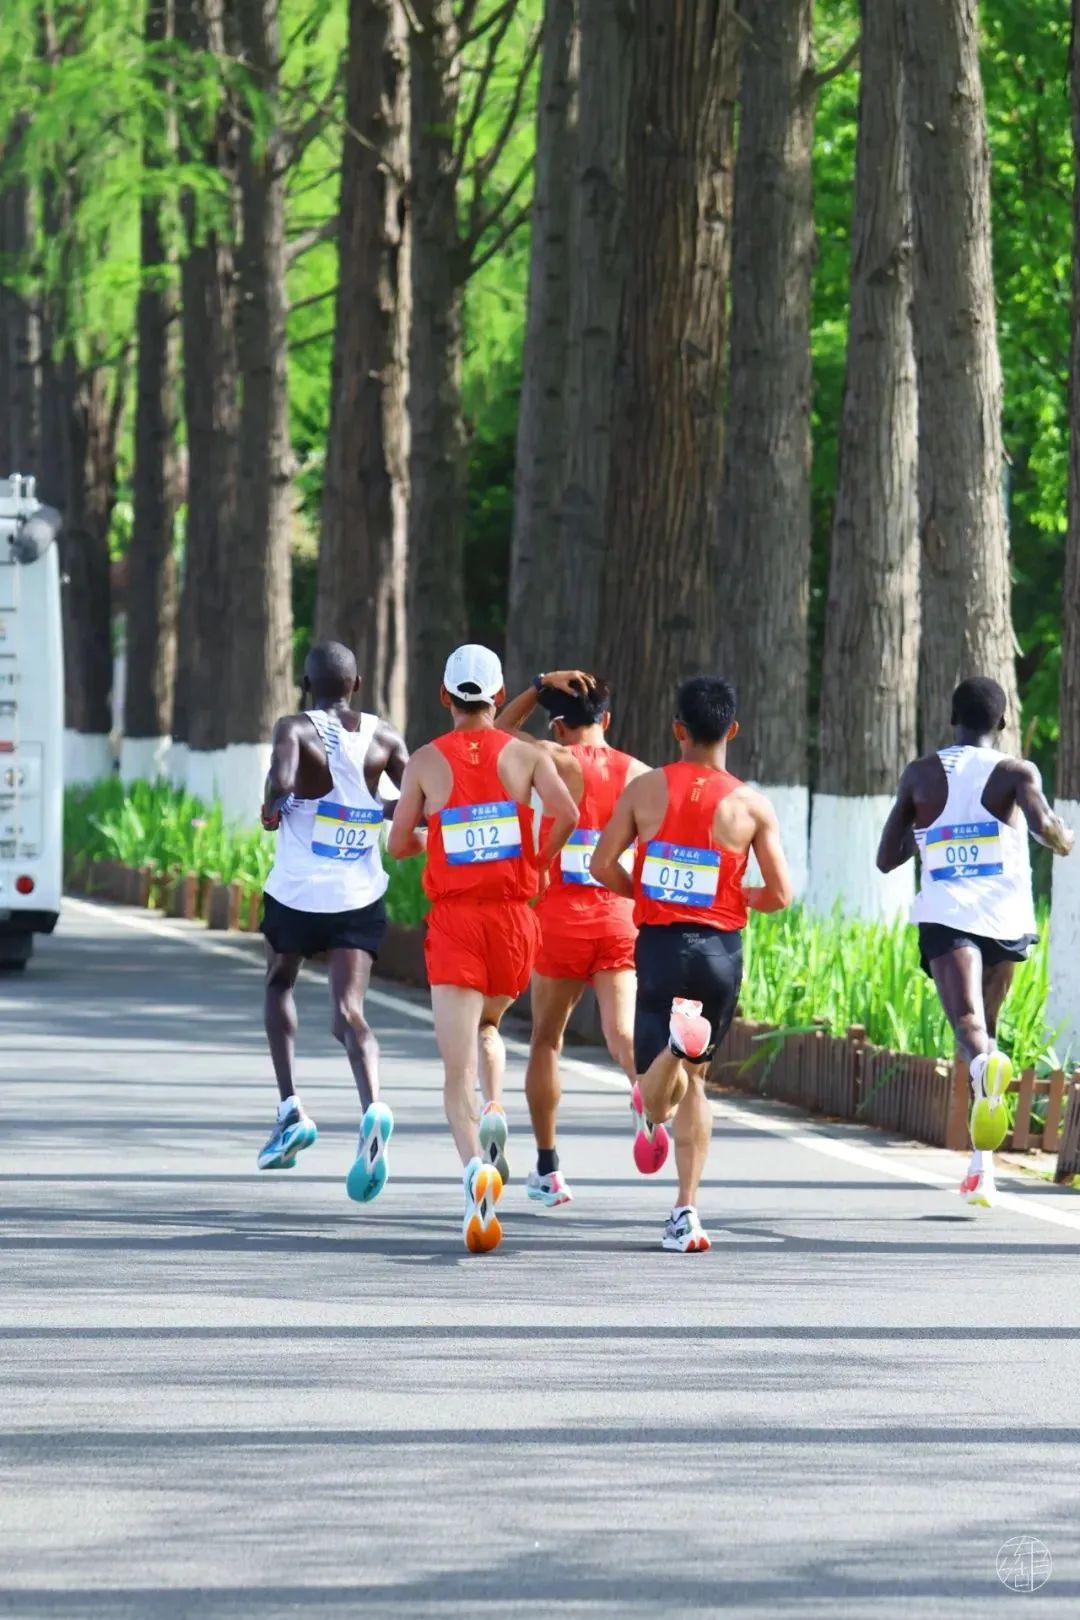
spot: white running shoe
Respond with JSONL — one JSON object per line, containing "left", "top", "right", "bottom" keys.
{"left": 661, "top": 1206, "right": 712, "bottom": 1254}
{"left": 479, "top": 1101, "right": 510, "bottom": 1184}
{"left": 525, "top": 1168, "right": 573, "bottom": 1208}
{"left": 960, "top": 1167, "right": 996, "bottom": 1208}
{"left": 669, "top": 998, "right": 712, "bottom": 1061}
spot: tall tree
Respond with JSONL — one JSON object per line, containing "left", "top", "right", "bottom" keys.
{"left": 1048, "top": 1, "right": 1080, "bottom": 1047}
{"left": 122, "top": 0, "right": 180, "bottom": 785}
{"left": 595, "top": 0, "right": 740, "bottom": 762}
{"left": 718, "top": 0, "right": 816, "bottom": 892}
{"left": 223, "top": 0, "right": 294, "bottom": 819}
{"left": 316, "top": 0, "right": 410, "bottom": 728}
{"left": 549, "top": 0, "right": 633, "bottom": 675}
{"left": 0, "top": 122, "right": 41, "bottom": 478}
{"left": 809, "top": 0, "right": 918, "bottom": 920}
{"left": 505, "top": 0, "right": 579, "bottom": 694}
{"left": 173, "top": 0, "right": 240, "bottom": 792}
{"left": 406, "top": 0, "right": 540, "bottom": 744}
{"left": 901, "top": 0, "right": 1019, "bottom": 752}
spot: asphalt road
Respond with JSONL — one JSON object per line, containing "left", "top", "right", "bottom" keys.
{"left": 1, "top": 898, "right": 1079, "bottom": 1618}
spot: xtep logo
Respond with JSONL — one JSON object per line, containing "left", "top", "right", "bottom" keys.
{"left": 466, "top": 740, "right": 481, "bottom": 764}
{"left": 690, "top": 775, "right": 708, "bottom": 802}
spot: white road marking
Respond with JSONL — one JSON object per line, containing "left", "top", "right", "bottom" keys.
{"left": 64, "top": 896, "right": 1080, "bottom": 1235}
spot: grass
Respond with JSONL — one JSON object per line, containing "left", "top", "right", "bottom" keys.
{"left": 64, "top": 780, "right": 1061, "bottom": 1072}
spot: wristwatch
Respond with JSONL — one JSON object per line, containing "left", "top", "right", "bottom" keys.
{"left": 532, "top": 673, "right": 546, "bottom": 693}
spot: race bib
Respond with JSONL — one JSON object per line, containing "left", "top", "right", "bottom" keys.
{"left": 924, "top": 820, "right": 1003, "bottom": 883}
{"left": 442, "top": 800, "right": 522, "bottom": 866}
{"left": 560, "top": 828, "right": 633, "bottom": 887}
{"left": 641, "top": 840, "right": 720, "bottom": 907}
{"left": 311, "top": 801, "right": 382, "bottom": 862}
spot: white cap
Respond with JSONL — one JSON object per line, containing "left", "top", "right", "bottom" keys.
{"left": 442, "top": 643, "right": 504, "bottom": 703}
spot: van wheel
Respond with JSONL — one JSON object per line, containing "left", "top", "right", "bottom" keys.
{"left": 0, "top": 933, "right": 32, "bottom": 969}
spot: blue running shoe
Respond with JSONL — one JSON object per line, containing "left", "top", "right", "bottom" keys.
{"left": 346, "top": 1101, "right": 394, "bottom": 1203}
{"left": 258, "top": 1101, "right": 317, "bottom": 1170}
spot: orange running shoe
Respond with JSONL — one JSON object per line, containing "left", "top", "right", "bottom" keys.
{"left": 463, "top": 1157, "right": 504, "bottom": 1253}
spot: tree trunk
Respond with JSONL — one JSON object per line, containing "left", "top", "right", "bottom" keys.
{"left": 901, "top": 0, "right": 1019, "bottom": 753}
{"left": 123, "top": 0, "right": 180, "bottom": 781}
{"left": 223, "top": 0, "right": 293, "bottom": 818}
{"left": 316, "top": 0, "right": 410, "bottom": 730}
{"left": 1048, "top": 2, "right": 1080, "bottom": 1046}
{"left": 595, "top": 0, "right": 740, "bottom": 763}
{"left": 809, "top": 0, "right": 918, "bottom": 919}
{"left": 0, "top": 130, "right": 41, "bottom": 478}
{"left": 406, "top": 0, "right": 468, "bottom": 746}
{"left": 718, "top": 0, "right": 815, "bottom": 890}
{"left": 505, "top": 0, "right": 579, "bottom": 694}
{"left": 174, "top": 0, "right": 239, "bottom": 777}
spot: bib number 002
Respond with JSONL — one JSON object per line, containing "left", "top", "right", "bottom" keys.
{"left": 311, "top": 802, "right": 382, "bottom": 862}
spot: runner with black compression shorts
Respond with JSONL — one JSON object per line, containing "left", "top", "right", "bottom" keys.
{"left": 591, "top": 676, "right": 792, "bottom": 1253}
{"left": 258, "top": 641, "right": 408, "bottom": 1205}
{"left": 877, "top": 676, "right": 1073, "bottom": 1208}
{"left": 496, "top": 670, "right": 649, "bottom": 1206}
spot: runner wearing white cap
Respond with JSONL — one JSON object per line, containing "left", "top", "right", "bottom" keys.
{"left": 388, "top": 644, "right": 579, "bottom": 1252}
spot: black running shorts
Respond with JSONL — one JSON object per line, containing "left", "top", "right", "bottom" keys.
{"left": 917, "top": 922, "right": 1037, "bottom": 980}
{"left": 261, "top": 891, "right": 387, "bottom": 960}
{"left": 633, "top": 922, "right": 743, "bottom": 1075}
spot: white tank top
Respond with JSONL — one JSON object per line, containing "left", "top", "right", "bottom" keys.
{"left": 264, "top": 710, "right": 389, "bottom": 914}
{"left": 910, "top": 745, "right": 1036, "bottom": 938}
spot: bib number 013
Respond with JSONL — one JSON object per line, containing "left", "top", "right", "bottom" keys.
{"left": 640, "top": 840, "right": 720, "bottom": 907}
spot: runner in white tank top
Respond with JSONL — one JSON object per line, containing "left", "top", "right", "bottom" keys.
{"left": 877, "top": 677, "right": 1073, "bottom": 1208}
{"left": 256, "top": 641, "right": 409, "bottom": 1207}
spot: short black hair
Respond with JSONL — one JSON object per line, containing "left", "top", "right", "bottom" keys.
{"left": 675, "top": 675, "right": 738, "bottom": 744}
{"left": 448, "top": 694, "right": 493, "bottom": 715}
{"left": 304, "top": 640, "right": 357, "bottom": 700}
{"left": 537, "top": 677, "right": 612, "bottom": 730}
{"left": 951, "top": 676, "right": 1007, "bottom": 733}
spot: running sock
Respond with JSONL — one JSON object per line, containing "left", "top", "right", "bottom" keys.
{"left": 671, "top": 1204, "right": 694, "bottom": 1222}
{"left": 277, "top": 1095, "right": 300, "bottom": 1121}
{"left": 967, "top": 1149, "right": 987, "bottom": 1177}
{"left": 537, "top": 1148, "right": 559, "bottom": 1177}
{"left": 969, "top": 1053, "right": 989, "bottom": 1094}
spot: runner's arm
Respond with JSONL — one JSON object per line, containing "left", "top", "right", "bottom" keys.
{"left": 262, "top": 717, "right": 301, "bottom": 828}
{"left": 531, "top": 749, "right": 580, "bottom": 868}
{"left": 743, "top": 796, "right": 793, "bottom": 913}
{"left": 375, "top": 722, "right": 410, "bottom": 817}
{"left": 590, "top": 786, "right": 637, "bottom": 899}
{"left": 876, "top": 767, "right": 918, "bottom": 872}
{"left": 1012, "top": 760, "right": 1075, "bottom": 856}
{"left": 387, "top": 756, "right": 428, "bottom": 860}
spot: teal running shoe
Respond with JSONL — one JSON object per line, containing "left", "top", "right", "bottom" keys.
{"left": 258, "top": 1101, "right": 317, "bottom": 1170}
{"left": 479, "top": 1102, "right": 510, "bottom": 1184}
{"left": 346, "top": 1101, "right": 394, "bottom": 1203}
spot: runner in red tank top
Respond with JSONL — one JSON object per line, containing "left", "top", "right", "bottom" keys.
{"left": 592, "top": 676, "right": 793, "bottom": 1253}
{"left": 496, "top": 671, "right": 650, "bottom": 1207}
{"left": 388, "top": 645, "right": 578, "bottom": 1253}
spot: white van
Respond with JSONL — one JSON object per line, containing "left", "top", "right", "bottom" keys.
{"left": 0, "top": 476, "right": 63, "bottom": 969}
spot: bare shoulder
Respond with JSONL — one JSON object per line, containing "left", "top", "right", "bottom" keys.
{"left": 624, "top": 754, "right": 652, "bottom": 783}
{"left": 732, "top": 782, "right": 778, "bottom": 827}
{"left": 370, "top": 717, "right": 406, "bottom": 758}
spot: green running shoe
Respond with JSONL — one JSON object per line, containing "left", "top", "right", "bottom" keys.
{"left": 969, "top": 1051, "right": 1012, "bottom": 1152}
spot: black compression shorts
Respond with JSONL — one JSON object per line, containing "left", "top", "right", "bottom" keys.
{"left": 261, "top": 892, "right": 387, "bottom": 960}
{"left": 917, "top": 922, "right": 1036, "bottom": 980}
{"left": 633, "top": 922, "right": 743, "bottom": 1074}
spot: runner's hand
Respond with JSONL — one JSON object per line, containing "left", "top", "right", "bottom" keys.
{"left": 261, "top": 805, "right": 281, "bottom": 832}
{"left": 542, "top": 669, "right": 592, "bottom": 696}
{"left": 1048, "top": 817, "right": 1076, "bottom": 857}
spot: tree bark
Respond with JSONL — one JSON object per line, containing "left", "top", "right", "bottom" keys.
{"left": 124, "top": 0, "right": 180, "bottom": 749}
{"left": 316, "top": 0, "right": 410, "bottom": 730}
{"left": 718, "top": 0, "right": 815, "bottom": 789}
{"left": 818, "top": 0, "right": 918, "bottom": 796}
{"left": 174, "top": 0, "right": 239, "bottom": 756}
{"left": 1062, "top": 7, "right": 1080, "bottom": 805}
{"left": 0, "top": 127, "right": 41, "bottom": 478}
{"left": 596, "top": 0, "right": 740, "bottom": 762}
{"left": 406, "top": 0, "right": 468, "bottom": 745}
{"left": 505, "top": 0, "right": 579, "bottom": 693}
{"left": 901, "top": 0, "right": 1020, "bottom": 752}
{"left": 228, "top": 0, "right": 294, "bottom": 747}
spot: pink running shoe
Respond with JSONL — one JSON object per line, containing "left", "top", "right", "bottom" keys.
{"left": 631, "top": 1082, "right": 670, "bottom": 1175}
{"left": 669, "top": 998, "right": 712, "bottom": 1061}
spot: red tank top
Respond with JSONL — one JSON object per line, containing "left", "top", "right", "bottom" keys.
{"left": 537, "top": 743, "right": 636, "bottom": 936}
{"left": 633, "top": 761, "right": 749, "bottom": 931}
{"left": 423, "top": 729, "right": 537, "bottom": 903}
